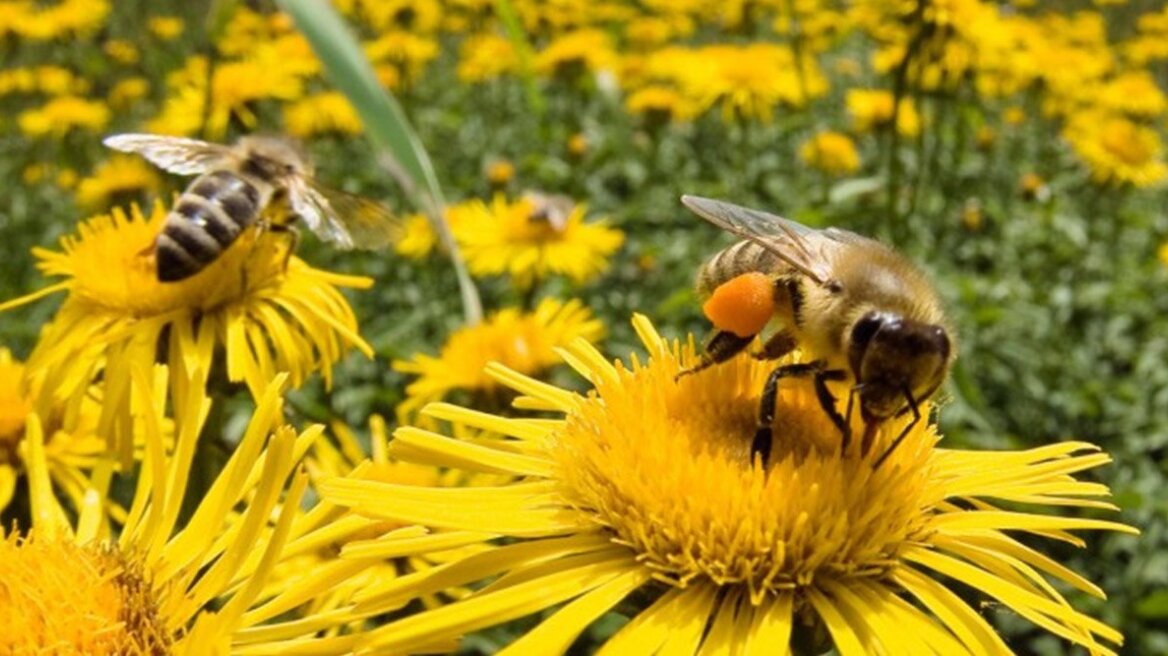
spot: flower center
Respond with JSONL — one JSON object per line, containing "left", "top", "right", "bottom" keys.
{"left": 1101, "top": 120, "right": 1154, "bottom": 165}
{"left": 43, "top": 204, "right": 293, "bottom": 318}
{"left": 552, "top": 340, "right": 942, "bottom": 602}
{"left": 0, "top": 534, "right": 171, "bottom": 654}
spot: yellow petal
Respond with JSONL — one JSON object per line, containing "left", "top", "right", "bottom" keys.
{"left": 496, "top": 566, "right": 650, "bottom": 655}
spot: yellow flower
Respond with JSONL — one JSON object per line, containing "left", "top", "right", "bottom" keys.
{"left": 567, "top": 132, "right": 589, "bottom": 157}
{"left": 1098, "top": 70, "right": 1167, "bottom": 118}
{"left": 457, "top": 33, "right": 519, "bottom": 83}
{"left": 324, "top": 315, "right": 1135, "bottom": 655}
{"left": 393, "top": 298, "right": 603, "bottom": 421}
{"left": 74, "top": 156, "right": 162, "bottom": 211}
{"left": 451, "top": 194, "right": 624, "bottom": 289}
{"left": 102, "top": 38, "right": 139, "bottom": 65}
{"left": 626, "top": 85, "right": 694, "bottom": 122}
{"left": 1065, "top": 113, "right": 1168, "bottom": 187}
{"left": 847, "top": 89, "right": 921, "bottom": 136}
{"left": 395, "top": 213, "right": 440, "bottom": 260}
{"left": 107, "top": 76, "right": 149, "bottom": 108}
{"left": 147, "top": 14, "right": 184, "bottom": 40}
{"left": 1003, "top": 105, "right": 1026, "bottom": 125}
{"left": 283, "top": 91, "right": 363, "bottom": 138}
{"left": 486, "top": 158, "right": 515, "bottom": 186}
{"left": 0, "top": 203, "right": 373, "bottom": 463}
{"left": 0, "top": 65, "right": 87, "bottom": 96}
{"left": 684, "top": 43, "right": 829, "bottom": 121}
{"left": 149, "top": 51, "right": 311, "bottom": 139}
{"left": 0, "top": 372, "right": 366, "bottom": 653}
{"left": 17, "top": 95, "right": 110, "bottom": 138}
{"left": 535, "top": 29, "right": 618, "bottom": 80}
{"left": 800, "top": 130, "right": 862, "bottom": 176}
{"left": 365, "top": 31, "right": 440, "bottom": 83}
{"left": 1, "top": 0, "right": 108, "bottom": 40}
{"left": 1158, "top": 242, "right": 1168, "bottom": 267}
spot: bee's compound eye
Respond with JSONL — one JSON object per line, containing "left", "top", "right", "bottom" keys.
{"left": 850, "top": 311, "right": 884, "bottom": 349}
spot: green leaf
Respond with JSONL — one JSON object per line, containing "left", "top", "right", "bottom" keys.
{"left": 275, "top": 0, "right": 482, "bottom": 323}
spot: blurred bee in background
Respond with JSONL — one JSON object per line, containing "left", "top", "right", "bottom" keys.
{"left": 678, "top": 195, "right": 953, "bottom": 468}
{"left": 521, "top": 190, "right": 575, "bottom": 233}
{"left": 104, "top": 133, "right": 402, "bottom": 282}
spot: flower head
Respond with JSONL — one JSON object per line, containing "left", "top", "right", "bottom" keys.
{"left": 74, "top": 156, "right": 163, "bottom": 211}
{"left": 326, "top": 315, "right": 1134, "bottom": 654}
{"left": 800, "top": 130, "right": 862, "bottom": 176}
{"left": 0, "top": 371, "right": 365, "bottom": 653}
{"left": 457, "top": 33, "right": 519, "bottom": 83}
{"left": 17, "top": 95, "right": 110, "bottom": 138}
{"left": 847, "top": 88, "right": 921, "bottom": 137}
{"left": 0, "top": 203, "right": 373, "bottom": 463}
{"left": 283, "top": 91, "right": 363, "bottom": 138}
{"left": 393, "top": 298, "right": 603, "bottom": 421}
{"left": 1065, "top": 113, "right": 1168, "bottom": 187}
{"left": 451, "top": 194, "right": 624, "bottom": 289}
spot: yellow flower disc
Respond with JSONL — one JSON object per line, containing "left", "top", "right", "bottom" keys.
{"left": 0, "top": 533, "right": 169, "bottom": 655}
{"left": 555, "top": 321, "right": 939, "bottom": 599}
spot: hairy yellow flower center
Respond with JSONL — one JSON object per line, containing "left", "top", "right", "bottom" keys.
{"left": 39, "top": 204, "right": 292, "bottom": 318}
{"left": 0, "top": 534, "right": 170, "bottom": 654}
{"left": 553, "top": 341, "right": 942, "bottom": 602}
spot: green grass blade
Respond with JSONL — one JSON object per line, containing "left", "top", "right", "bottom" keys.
{"left": 494, "top": 0, "right": 545, "bottom": 117}
{"left": 275, "top": 0, "right": 482, "bottom": 324}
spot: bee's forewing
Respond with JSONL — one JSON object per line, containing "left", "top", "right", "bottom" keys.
{"left": 680, "top": 195, "right": 835, "bottom": 284}
{"left": 286, "top": 176, "right": 402, "bottom": 250}
{"left": 103, "top": 133, "right": 234, "bottom": 176}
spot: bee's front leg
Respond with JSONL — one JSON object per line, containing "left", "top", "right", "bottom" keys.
{"left": 754, "top": 361, "right": 848, "bottom": 466}
{"left": 674, "top": 330, "right": 754, "bottom": 381}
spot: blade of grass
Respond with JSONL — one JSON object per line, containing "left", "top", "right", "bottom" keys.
{"left": 275, "top": 0, "right": 482, "bottom": 324}
{"left": 494, "top": 0, "right": 545, "bottom": 118}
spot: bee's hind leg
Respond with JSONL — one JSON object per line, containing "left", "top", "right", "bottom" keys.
{"left": 675, "top": 330, "right": 753, "bottom": 381}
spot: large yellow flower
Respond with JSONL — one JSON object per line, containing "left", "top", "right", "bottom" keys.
{"left": 393, "top": 297, "right": 603, "bottom": 421}
{"left": 0, "top": 203, "right": 373, "bottom": 464}
{"left": 324, "top": 315, "right": 1134, "bottom": 654}
{"left": 0, "top": 371, "right": 366, "bottom": 654}
{"left": 451, "top": 194, "right": 624, "bottom": 290}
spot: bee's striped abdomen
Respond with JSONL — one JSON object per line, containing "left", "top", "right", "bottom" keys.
{"left": 156, "top": 171, "right": 261, "bottom": 282}
{"left": 696, "top": 240, "right": 780, "bottom": 297}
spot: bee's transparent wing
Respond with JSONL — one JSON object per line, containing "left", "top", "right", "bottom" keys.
{"left": 286, "top": 177, "right": 403, "bottom": 250}
{"left": 102, "top": 133, "right": 234, "bottom": 176}
{"left": 680, "top": 194, "right": 835, "bottom": 284}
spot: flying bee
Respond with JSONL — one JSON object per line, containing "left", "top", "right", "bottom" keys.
{"left": 678, "top": 195, "right": 953, "bottom": 468}
{"left": 103, "top": 133, "right": 402, "bottom": 282}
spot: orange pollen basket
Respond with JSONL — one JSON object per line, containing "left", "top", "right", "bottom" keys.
{"left": 702, "top": 271, "right": 775, "bottom": 338}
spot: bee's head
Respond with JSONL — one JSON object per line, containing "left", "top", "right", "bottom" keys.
{"left": 847, "top": 311, "right": 951, "bottom": 420}
{"left": 238, "top": 135, "right": 312, "bottom": 178}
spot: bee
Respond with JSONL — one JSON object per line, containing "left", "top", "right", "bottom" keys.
{"left": 103, "top": 133, "right": 401, "bottom": 282}
{"left": 678, "top": 195, "right": 953, "bottom": 468}
{"left": 521, "top": 190, "right": 575, "bottom": 233}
